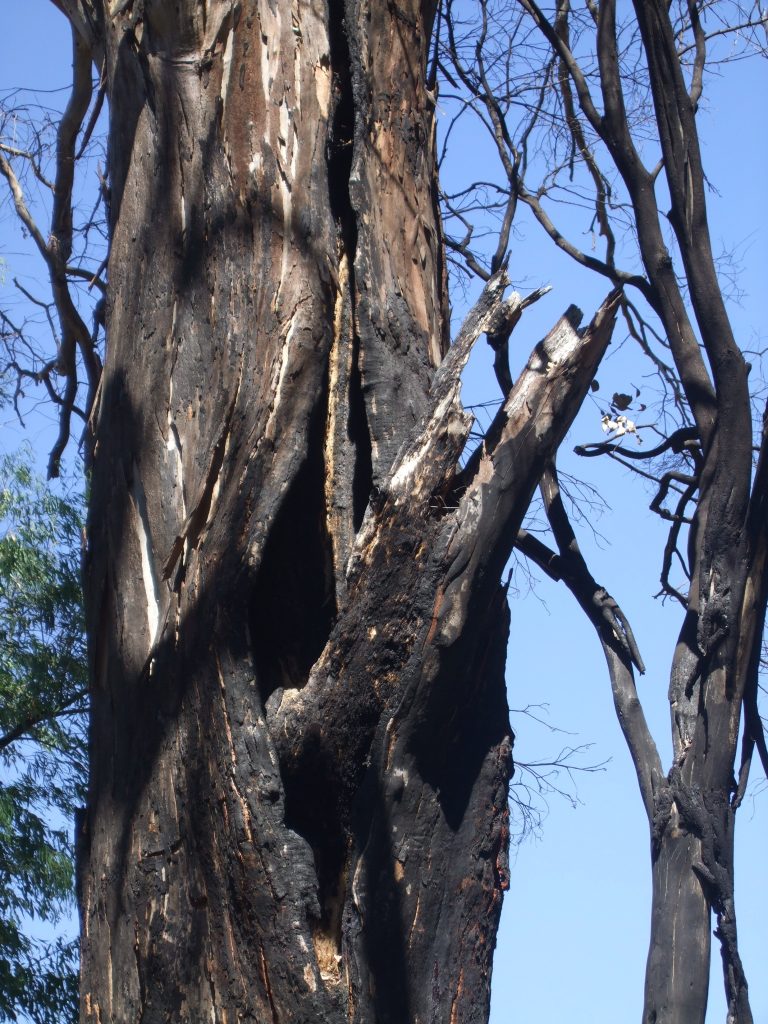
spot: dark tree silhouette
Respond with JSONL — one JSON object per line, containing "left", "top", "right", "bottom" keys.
{"left": 440, "top": 1, "right": 767, "bottom": 1019}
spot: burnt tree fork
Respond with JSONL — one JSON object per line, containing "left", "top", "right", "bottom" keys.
{"left": 41, "top": 1, "right": 621, "bottom": 1020}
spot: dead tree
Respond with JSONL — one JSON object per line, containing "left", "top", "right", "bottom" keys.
{"left": 441, "top": 1, "right": 768, "bottom": 1020}
{"left": 10, "top": 1, "right": 624, "bottom": 1019}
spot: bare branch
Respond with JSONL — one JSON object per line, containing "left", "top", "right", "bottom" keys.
{"left": 535, "top": 463, "right": 664, "bottom": 821}
{"left": 0, "top": 148, "right": 51, "bottom": 257}
{"left": 687, "top": 0, "right": 707, "bottom": 107}
{"left": 575, "top": 425, "right": 699, "bottom": 462}
{"left": 0, "top": 23, "right": 103, "bottom": 474}
{"left": 518, "top": 0, "right": 605, "bottom": 134}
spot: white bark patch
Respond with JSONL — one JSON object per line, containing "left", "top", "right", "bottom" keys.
{"left": 166, "top": 377, "right": 186, "bottom": 518}
{"left": 324, "top": 250, "right": 353, "bottom": 584}
{"left": 389, "top": 391, "right": 456, "bottom": 494}
{"left": 278, "top": 98, "right": 291, "bottom": 147}
{"left": 406, "top": 892, "right": 422, "bottom": 945}
{"left": 264, "top": 315, "right": 297, "bottom": 442}
{"left": 275, "top": 127, "right": 294, "bottom": 305}
{"left": 436, "top": 577, "right": 470, "bottom": 646}
{"left": 293, "top": 28, "right": 302, "bottom": 143}
{"left": 259, "top": 8, "right": 281, "bottom": 108}
{"left": 290, "top": 119, "right": 298, "bottom": 180}
{"left": 351, "top": 854, "right": 365, "bottom": 912}
{"left": 130, "top": 469, "right": 162, "bottom": 649}
{"left": 106, "top": 946, "right": 114, "bottom": 1019}
{"left": 536, "top": 314, "right": 580, "bottom": 372}
{"left": 388, "top": 450, "right": 423, "bottom": 493}
{"left": 205, "top": 424, "right": 232, "bottom": 530}
{"left": 219, "top": 24, "right": 234, "bottom": 116}
{"left": 314, "top": 59, "right": 331, "bottom": 118}
{"left": 494, "top": 366, "right": 541, "bottom": 442}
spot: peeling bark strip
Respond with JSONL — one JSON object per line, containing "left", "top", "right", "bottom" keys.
{"left": 65, "top": 2, "right": 620, "bottom": 1021}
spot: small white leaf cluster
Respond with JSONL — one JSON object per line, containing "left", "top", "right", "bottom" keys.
{"left": 601, "top": 414, "right": 642, "bottom": 443}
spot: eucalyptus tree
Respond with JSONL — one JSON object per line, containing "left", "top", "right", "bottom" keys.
{"left": 2, "top": 1, "right": 619, "bottom": 1019}
{"left": 0, "top": 447, "right": 85, "bottom": 1024}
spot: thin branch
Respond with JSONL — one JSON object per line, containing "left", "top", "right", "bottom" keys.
{"left": 0, "top": 688, "right": 88, "bottom": 754}
{"left": 518, "top": 0, "right": 605, "bottom": 134}
{"left": 575, "top": 425, "right": 699, "bottom": 462}
{"left": 0, "top": 149, "right": 51, "bottom": 257}
{"left": 686, "top": 0, "right": 707, "bottom": 108}
{"left": 533, "top": 462, "right": 665, "bottom": 821}
{"left": 0, "top": 141, "right": 55, "bottom": 190}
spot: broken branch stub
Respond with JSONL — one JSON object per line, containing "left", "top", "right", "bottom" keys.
{"left": 267, "top": 289, "right": 621, "bottom": 792}
{"left": 263, "top": 288, "right": 620, "bottom": 1021}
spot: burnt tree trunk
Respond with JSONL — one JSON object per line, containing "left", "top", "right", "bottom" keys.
{"left": 59, "top": 1, "right": 619, "bottom": 1020}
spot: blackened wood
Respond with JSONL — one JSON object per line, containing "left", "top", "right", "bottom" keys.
{"left": 63, "top": 2, "right": 621, "bottom": 1021}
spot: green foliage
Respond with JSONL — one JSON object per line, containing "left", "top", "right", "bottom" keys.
{"left": 0, "top": 449, "right": 86, "bottom": 1023}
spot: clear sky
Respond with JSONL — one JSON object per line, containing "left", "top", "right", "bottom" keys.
{"left": 1, "top": 4, "right": 766, "bottom": 1023}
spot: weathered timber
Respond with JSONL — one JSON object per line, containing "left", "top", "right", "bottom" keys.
{"left": 53, "top": 1, "right": 622, "bottom": 1021}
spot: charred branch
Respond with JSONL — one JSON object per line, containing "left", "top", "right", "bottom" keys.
{"left": 0, "top": 22, "right": 102, "bottom": 475}
{"left": 527, "top": 464, "right": 663, "bottom": 821}
{"left": 267, "top": 279, "right": 620, "bottom": 839}
{"left": 575, "top": 425, "right": 702, "bottom": 604}
{"left": 575, "top": 425, "right": 700, "bottom": 464}
{"left": 485, "top": 283, "right": 550, "bottom": 399}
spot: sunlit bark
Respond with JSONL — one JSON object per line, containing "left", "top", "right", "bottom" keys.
{"left": 45, "top": 2, "right": 624, "bottom": 1020}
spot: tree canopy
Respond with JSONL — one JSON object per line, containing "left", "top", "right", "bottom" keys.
{"left": 0, "top": 443, "right": 85, "bottom": 1023}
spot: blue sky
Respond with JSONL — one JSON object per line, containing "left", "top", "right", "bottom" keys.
{"left": 1, "top": 3, "right": 766, "bottom": 1022}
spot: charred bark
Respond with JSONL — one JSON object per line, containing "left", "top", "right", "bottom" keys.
{"left": 53, "top": 1, "right": 622, "bottom": 1020}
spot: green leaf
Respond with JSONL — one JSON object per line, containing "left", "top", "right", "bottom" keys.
{"left": 0, "top": 449, "right": 85, "bottom": 1024}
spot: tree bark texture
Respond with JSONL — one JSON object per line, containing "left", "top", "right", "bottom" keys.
{"left": 70, "top": 1, "right": 619, "bottom": 1020}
